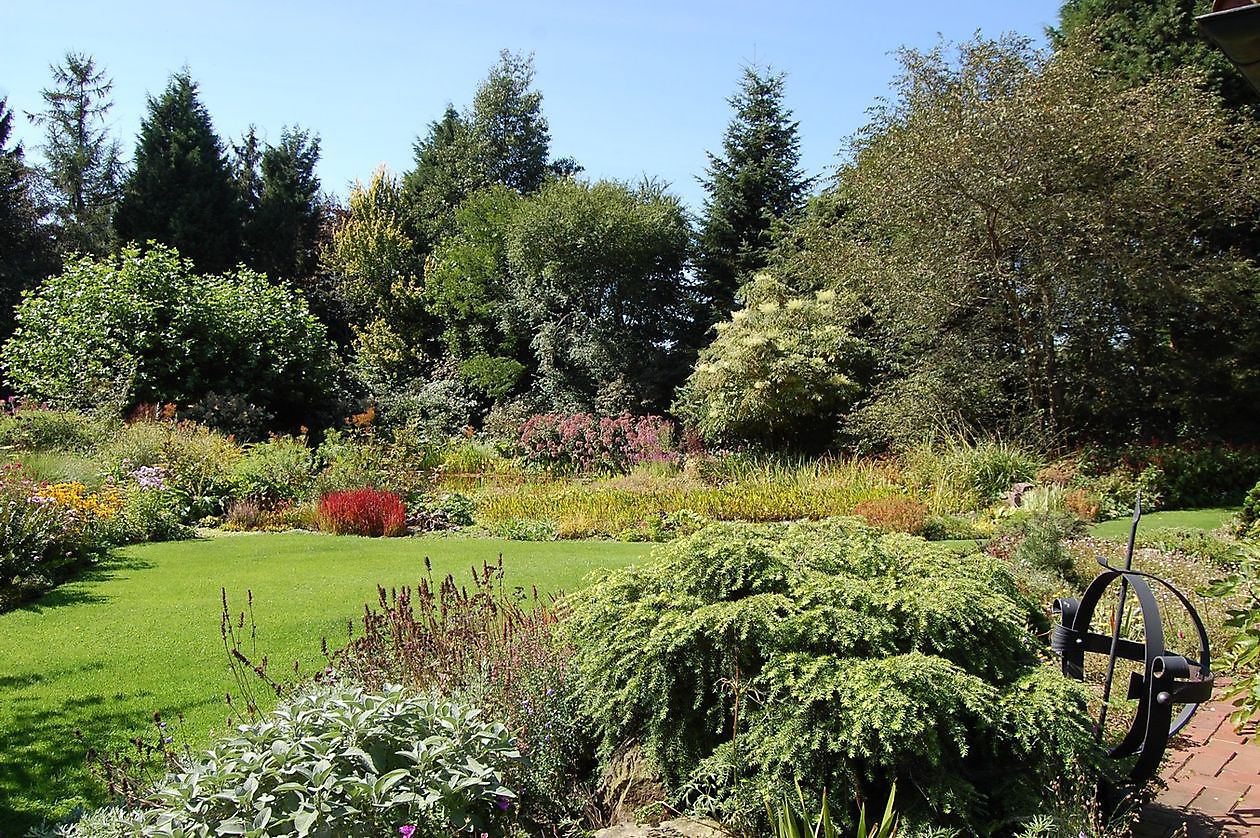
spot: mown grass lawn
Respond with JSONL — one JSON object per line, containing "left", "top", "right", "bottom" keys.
{"left": 0, "top": 532, "right": 647, "bottom": 832}
{"left": 1088, "top": 507, "right": 1236, "bottom": 541}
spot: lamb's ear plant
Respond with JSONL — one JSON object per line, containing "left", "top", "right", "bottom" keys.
{"left": 767, "top": 782, "right": 899, "bottom": 838}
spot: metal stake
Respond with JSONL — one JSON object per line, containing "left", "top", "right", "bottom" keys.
{"left": 1097, "top": 491, "right": 1142, "bottom": 740}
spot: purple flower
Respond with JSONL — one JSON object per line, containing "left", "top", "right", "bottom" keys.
{"left": 399, "top": 826, "right": 416, "bottom": 838}
{"left": 496, "top": 795, "right": 512, "bottom": 811}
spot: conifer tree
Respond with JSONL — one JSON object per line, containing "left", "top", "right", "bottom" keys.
{"left": 695, "top": 66, "right": 812, "bottom": 332}
{"left": 1054, "top": 0, "right": 1255, "bottom": 110}
{"left": 114, "top": 72, "right": 243, "bottom": 272}
{"left": 28, "top": 52, "right": 123, "bottom": 256}
{"left": 0, "top": 97, "right": 57, "bottom": 337}
{"left": 244, "top": 127, "right": 323, "bottom": 280}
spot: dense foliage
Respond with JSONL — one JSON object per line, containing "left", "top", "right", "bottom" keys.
{"left": 2, "top": 245, "right": 338, "bottom": 431}
{"left": 84, "top": 684, "right": 520, "bottom": 837}
{"left": 1054, "top": 0, "right": 1256, "bottom": 111}
{"left": 767, "top": 36, "right": 1260, "bottom": 449}
{"left": 695, "top": 66, "right": 812, "bottom": 333}
{"left": 113, "top": 73, "right": 243, "bottom": 273}
{"left": 675, "top": 275, "right": 869, "bottom": 448}
{"left": 566, "top": 518, "right": 1100, "bottom": 833}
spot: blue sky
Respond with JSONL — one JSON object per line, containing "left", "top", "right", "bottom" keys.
{"left": 3, "top": 1, "right": 1063, "bottom": 214}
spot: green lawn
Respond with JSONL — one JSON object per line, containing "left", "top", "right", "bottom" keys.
{"left": 1088, "top": 507, "right": 1236, "bottom": 541}
{"left": 0, "top": 532, "right": 647, "bottom": 832}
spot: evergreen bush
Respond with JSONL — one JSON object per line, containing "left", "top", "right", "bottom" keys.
{"left": 566, "top": 518, "right": 1100, "bottom": 833}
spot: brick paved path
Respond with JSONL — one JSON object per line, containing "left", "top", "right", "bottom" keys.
{"left": 1135, "top": 694, "right": 1260, "bottom": 837}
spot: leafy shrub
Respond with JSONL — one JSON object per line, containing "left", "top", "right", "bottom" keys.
{"left": 1078, "top": 444, "right": 1260, "bottom": 513}
{"left": 519, "top": 413, "right": 679, "bottom": 475}
{"left": 1, "top": 244, "right": 339, "bottom": 431}
{"left": 176, "top": 391, "right": 274, "bottom": 442}
{"left": 318, "top": 488, "right": 407, "bottom": 537}
{"left": 113, "top": 684, "right": 519, "bottom": 837}
{"left": 1237, "top": 478, "right": 1260, "bottom": 538}
{"left": 673, "top": 277, "right": 871, "bottom": 449}
{"left": 921, "top": 513, "right": 983, "bottom": 541}
{"left": 101, "top": 420, "right": 242, "bottom": 520}
{"left": 315, "top": 426, "right": 438, "bottom": 500}
{"left": 566, "top": 519, "right": 1100, "bottom": 834}
{"left": 0, "top": 407, "right": 114, "bottom": 453}
{"left": 1063, "top": 488, "right": 1101, "bottom": 523}
{"left": 233, "top": 435, "right": 317, "bottom": 509}
{"left": 332, "top": 560, "right": 592, "bottom": 833}
{"left": 1202, "top": 541, "right": 1260, "bottom": 731}
{"left": 852, "top": 496, "right": 928, "bottom": 535}
{"left": 105, "top": 481, "right": 193, "bottom": 545}
{"left": 409, "top": 492, "right": 476, "bottom": 532}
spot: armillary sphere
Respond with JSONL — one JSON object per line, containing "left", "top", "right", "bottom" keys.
{"left": 1050, "top": 495, "right": 1214, "bottom": 797}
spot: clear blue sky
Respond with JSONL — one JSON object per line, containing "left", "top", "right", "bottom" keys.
{"left": 3, "top": 0, "right": 1063, "bottom": 214}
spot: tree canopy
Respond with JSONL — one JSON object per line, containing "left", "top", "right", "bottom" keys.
{"left": 1054, "top": 0, "right": 1256, "bottom": 110}
{"left": 0, "top": 98, "right": 56, "bottom": 340}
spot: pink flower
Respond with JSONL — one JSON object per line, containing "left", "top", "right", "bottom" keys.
{"left": 399, "top": 826, "right": 415, "bottom": 838}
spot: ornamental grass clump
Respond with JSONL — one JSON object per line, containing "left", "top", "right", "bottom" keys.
{"left": 318, "top": 488, "right": 407, "bottom": 537}
{"left": 566, "top": 518, "right": 1102, "bottom": 834}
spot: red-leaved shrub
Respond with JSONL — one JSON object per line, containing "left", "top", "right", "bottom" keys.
{"left": 318, "top": 488, "right": 407, "bottom": 537}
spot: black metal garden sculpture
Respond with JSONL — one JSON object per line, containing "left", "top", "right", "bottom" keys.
{"left": 1050, "top": 494, "right": 1214, "bottom": 800}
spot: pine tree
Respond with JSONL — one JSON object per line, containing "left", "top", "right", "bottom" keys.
{"left": 28, "top": 52, "right": 123, "bottom": 256}
{"left": 244, "top": 127, "right": 323, "bottom": 280}
{"left": 114, "top": 72, "right": 243, "bottom": 273}
{"left": 0, "top": 98, "right": 57, "bottom": 337}
{"left": 696, "top": 66, "right": 812, "bottom": 331}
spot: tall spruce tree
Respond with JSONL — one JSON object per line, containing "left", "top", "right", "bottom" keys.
{"left": 114, "top": 72, "right": 243, "bottom": 273}
{"left": 1054, "top": 0, "right": 1256, "bottom": 110}
{"left": 0, "top": 98, "right": 57, "bottom": 338}
{"left": 28, "top": 52, "right": 123, "bottom": 256}
{"left": 244, "top": 127, "right": 323, "bottom": 280}
{"left": 696, "top": 66, "right": 812, "bottom": 334}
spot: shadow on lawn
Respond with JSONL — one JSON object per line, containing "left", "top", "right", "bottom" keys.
{"left": 0, "top": 686, "right": 222, "bottom": 834}
{"left": 14, "top": 555, "right": 156, "bottom": 614}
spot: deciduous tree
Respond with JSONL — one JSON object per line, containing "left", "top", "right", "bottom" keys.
{"left": 808, "top": 36, "right": 1260, "bottom": 446}
{"left": 505, "top": 178, "right": 692, "bottom": 412}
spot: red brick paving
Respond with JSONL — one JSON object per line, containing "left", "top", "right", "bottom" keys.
{"left": 1135, "top": 689, "right": 1260, "bottom": 838}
